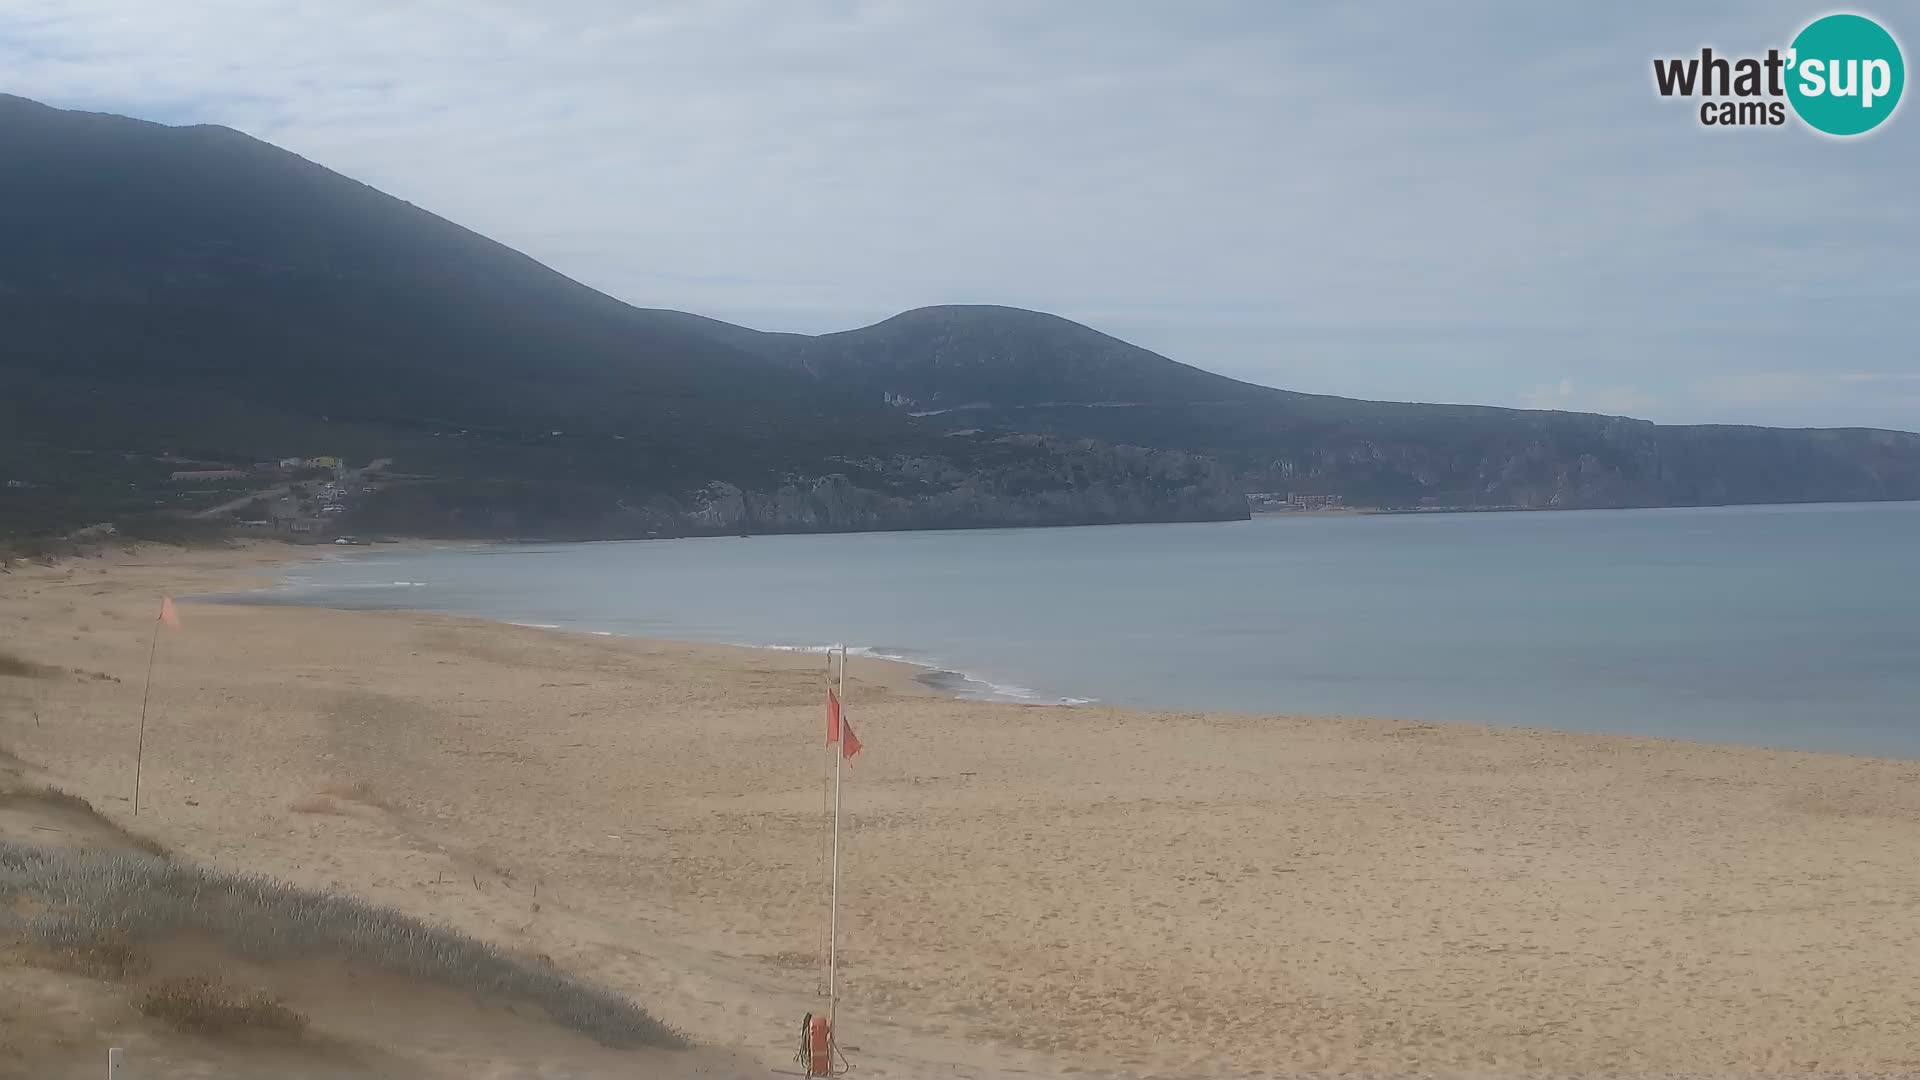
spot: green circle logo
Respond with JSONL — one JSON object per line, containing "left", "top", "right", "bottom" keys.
{"left": 1787, "top": 13, "right": 1905, "bottom": 135}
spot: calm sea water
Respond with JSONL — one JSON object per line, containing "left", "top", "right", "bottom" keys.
{"left": 221, "top": 502, "right": 1920, "bottom": 758}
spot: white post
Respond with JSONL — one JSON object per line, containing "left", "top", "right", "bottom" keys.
{"left": 821, "top": 648, "right": 835, "bottom": 993}
{"left": 828, "top": 644, "right": 846, "bottom": 1033}
{"left": 107, "top": 1047, "right": 124, "bottom": 1080}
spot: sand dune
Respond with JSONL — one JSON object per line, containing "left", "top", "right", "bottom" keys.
{"left": 5, "top": 542, "right": 1920, "bottom": 1077}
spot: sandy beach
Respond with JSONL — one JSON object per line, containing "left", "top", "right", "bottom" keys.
{"left": 6, "top": 541, "right": 1920, "bottom": 1077}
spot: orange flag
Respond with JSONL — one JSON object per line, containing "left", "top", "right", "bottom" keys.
{"left": 825, "top": 688, "right": 842, "bottom": 744}
{"left": 158, "top": 596, "right": 181, "bottom": 628}
{"left": 841, "top": 715, "right": 862, "bottom": 760}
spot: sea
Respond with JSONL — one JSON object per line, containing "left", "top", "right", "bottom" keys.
{"left": 216, "top": 501, "right": 1920, "bottom": 758}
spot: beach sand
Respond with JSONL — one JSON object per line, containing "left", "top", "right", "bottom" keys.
{"left": 5, "top": 542, "right": 1920, "bottom": 1077}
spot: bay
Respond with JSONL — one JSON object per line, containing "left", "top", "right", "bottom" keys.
{"left": 224, "top": 501, "right": 1920, "bottom": 758}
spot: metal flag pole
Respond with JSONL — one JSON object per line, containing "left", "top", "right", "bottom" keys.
{"left": 132, "top": 606, "right": 164, "bottom": 815}
{"left": 828, "top": 643, "right": 847, "bottom": 1034}
{"left": 820, "top": 649, "right": 835, "bottom": 996}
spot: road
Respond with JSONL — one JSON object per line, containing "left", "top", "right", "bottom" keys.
{"left": 193, "top": 483, "right": 292, "bottom": 519}
{"left": 191, "top": 461, "right": 391, "bottom": 522}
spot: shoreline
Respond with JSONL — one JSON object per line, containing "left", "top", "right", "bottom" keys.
{"left": 10, "top": 542, "right": 1920, "bottom": 1076}
{"left": 17, "top": 533, "right": 1920, "bottom": 778}
{"left": 211, "top": 540, "right": 1912, "bottom": 764}
{"left": 210, "top": 544, "right": 1106, "bottom": 709}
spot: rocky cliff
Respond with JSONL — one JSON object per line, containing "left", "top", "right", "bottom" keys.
{"left": 345, "top": 438, "right": 1249, "bottom": 540}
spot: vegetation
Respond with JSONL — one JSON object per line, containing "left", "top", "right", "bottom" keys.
{"left": 3, "top": 92, "right": 1916, "bottom": 542}
{"left": 731, "top": 304, "right": 1920, "bottom": 509}
{"left": 31, "top": 784, "right": 109, "bottom": 815}
{"left": 0, "top": 651, "right": 56, "bottom": 680}
{"left": 0, "top": 841, "right": 683, "bottom": 1048}
{"left": 23, "top": 786, "right": 169, "bottom": 857}
{"left": 137, "top": 975, "right": 309, "bottom": 1035}
{"left": 115, "top": 514, "right": 238, "bottom": 545}
{"left": 25, "top": 927, "right": 151, "bottom": 980}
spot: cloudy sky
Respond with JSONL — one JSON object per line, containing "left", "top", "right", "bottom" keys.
{"left": 3, "top": 0, "right": 1915, "bottom": 430}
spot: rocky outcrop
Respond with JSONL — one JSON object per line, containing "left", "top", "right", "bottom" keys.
{"left": 637, "top": 439, "right": 1247, "bottom": 535}
{"left": 1226, "top": 417, "right": 1920, "bottom": 509}
{"left": 348, "top": 438, "right": 1250, "bottom": 540}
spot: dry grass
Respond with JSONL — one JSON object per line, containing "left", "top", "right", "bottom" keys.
{"left": 756, "top": 950, "right": 817, "bottom": 970}
{"left": 0, "top": 652, "right": 115, "bottom": 682}
{"left": 29, "top": 786, "right": 168, "bottom": 858}
{"left": 18, "top": 928, "right": 151, "bottom": 980}
{"left": 138, "top": 975, "right": 309, "bottom": 1035}
{"left": 320, "top": 780, "right": 389, "bottom": 808}
{"left": 292, "top": 781, "right": 388, "bottom": 815}
{"left": 32, "top": 785, "right": 99, "bottom": 815}
{"left": 0, "top": 841, "right": 682, "bottom": 1049}
{"left": 0, "top": 651, "right": 54, "bottom": 679}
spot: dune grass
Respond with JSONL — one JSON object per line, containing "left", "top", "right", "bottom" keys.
{"left": 138, "top": 974, "right": 309, "bottom": 1034}
{"left": 0, "top": 841, "right": 684, "bottom": 1049}
{"left": 0, "top": 650, "right": 54, "bottom": 679}
{"left": 23, "top": 927, "right": 152, "bottom": 980}
{"left": 32, "top": 784, "right": 107, "bottom": 815}
{"left": 23, "top": 785, "right": 169, "bottom": 858}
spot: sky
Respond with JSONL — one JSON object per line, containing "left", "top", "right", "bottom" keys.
{"left": 2, "top": 0, "right": 1916, "bottom": 430}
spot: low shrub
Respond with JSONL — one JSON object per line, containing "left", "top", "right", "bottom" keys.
{"left": 0, "top": 842, "right": 681, "bottom": 1048}
{"left": 138, "top": 975, "right": 308, "bottom": 1034}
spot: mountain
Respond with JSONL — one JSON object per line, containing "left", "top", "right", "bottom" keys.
{"left": 680, "top": 304, "right": 1920, "bottom": 510}
{"left": 0, "top": 95, "right": 1242, "bottom": 537}
{"left": 2, "top": 94, "right": 1916, "bottom": 541}
{"left": 733, "top": 304, "right": 1265, "bottom": 407}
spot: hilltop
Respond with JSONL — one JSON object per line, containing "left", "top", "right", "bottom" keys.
{"left": 702, "top": 303, "right": 1920, "bottom": 510}
{"left": 2, "top": 93, "right": 1915, "bottom": 540}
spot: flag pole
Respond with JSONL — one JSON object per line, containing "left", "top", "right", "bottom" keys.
{"left": 132, "top": 608, "right": 163, "bottom": 816}
{"left": 828, "top": 643, "right": 846, "bottom": 1035}
{"left": 821, "top": 649, "right": 835, "bottom": 996}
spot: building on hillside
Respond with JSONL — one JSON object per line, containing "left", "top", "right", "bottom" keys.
{"left": 169, "top": 469, "right": 249, "bottom": 482}
{"left": 305, "top": 456, "right": 342, "bottom": 470}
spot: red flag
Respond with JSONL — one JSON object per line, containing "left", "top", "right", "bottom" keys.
{"left": 158, "top": 596, "right": 181, "bottom": 628}
{"left": 841, "top": 715, "right": 862, "bottom": 760}
{"left": 825, "top": 688, "right": 842, "bottom": 744}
